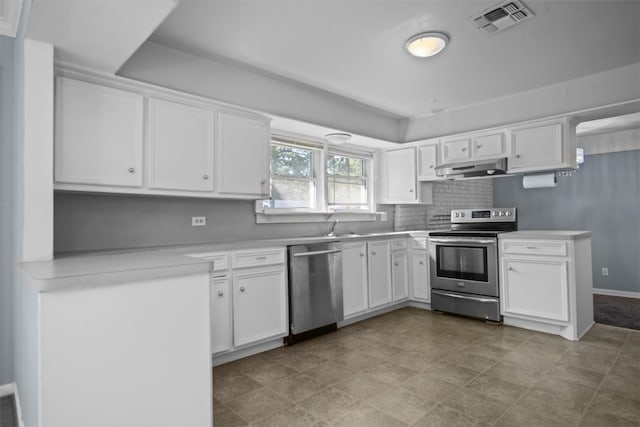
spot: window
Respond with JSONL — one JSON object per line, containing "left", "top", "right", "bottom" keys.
{"left": 258, "top": 134, "right": 375, "bottom": 217}
{"left": 327, "top": 153, "right": 369, "bottom": 211}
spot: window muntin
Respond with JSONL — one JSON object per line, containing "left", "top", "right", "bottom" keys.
{"left": 327, "top": 154, "right": 368, "bottom": 211}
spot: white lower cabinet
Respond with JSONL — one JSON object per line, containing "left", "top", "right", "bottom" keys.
{"left": 410, "top": 250, "right": 430, "bottom": 302}
{"left": 367, "top": 240, "right": 393, "bottom": 308}
{"left": 499, "top": 234, "right": 593, "bottom": 340}
{"left": 233, "top": 266, "right": 287, "bottom": 347}
{"left": 391, "top": 239, "right": 409, "bottom": 301}
{"left": 210, "top": 276, "right": 231, "bottom": 354}
{"left": 342, "top": 242, "right": 369, "bottom": 318}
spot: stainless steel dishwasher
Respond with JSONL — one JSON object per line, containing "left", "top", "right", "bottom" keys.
{"left": 286, "top": 242, "right": 343, "bottom": 345}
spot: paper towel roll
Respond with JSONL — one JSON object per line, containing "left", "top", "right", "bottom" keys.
{"left": 522, "top": 173, "right": 557, "bottom": 189}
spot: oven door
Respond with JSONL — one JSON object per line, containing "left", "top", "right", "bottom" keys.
{"left": 428, "top": 236, "right": 498, "bottom": 297}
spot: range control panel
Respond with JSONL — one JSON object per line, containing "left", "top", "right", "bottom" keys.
{"left": 451, "top": 208, "right": 517, "bottom": 223}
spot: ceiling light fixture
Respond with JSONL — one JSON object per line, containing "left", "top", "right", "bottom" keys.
{"left": 325, "top": 132, "right": 352, "bottom": 145}
{"left": 405, "top": 32, "right": 449, "bottom": 58}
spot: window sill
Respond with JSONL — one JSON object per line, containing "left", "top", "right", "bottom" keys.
{"left": 256, "top": 211, "right": 382, "bottom": 224}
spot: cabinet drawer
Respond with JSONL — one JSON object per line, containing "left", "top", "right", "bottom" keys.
{"left": 501, "top": 240, "right": 567, "bottom": 256}
{"left": 391, "top": 239, "right": 408, "bottom": 250}
{"left": 186, "top": 251, "right": 229, "bottom": 272}
{"left": 411, "top": 237, "right": 428, "bottom": 250}
{"left": 232, "top": 247, "right": 285, "bottom": 269}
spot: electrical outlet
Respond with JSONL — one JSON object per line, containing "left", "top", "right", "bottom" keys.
{"left": 192, "top": 216, "right": 206, "bottom": 227}
{"left": 601, "top": 267, "right": 609, "bottom": 276}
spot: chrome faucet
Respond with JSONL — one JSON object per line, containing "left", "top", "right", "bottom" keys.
{"left": 326, "top": 219, "right": 339, "bottom": 237}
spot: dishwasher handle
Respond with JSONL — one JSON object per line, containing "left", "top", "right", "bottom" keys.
{"left": 293, "top": 248, "right": 342, "bottom": 257}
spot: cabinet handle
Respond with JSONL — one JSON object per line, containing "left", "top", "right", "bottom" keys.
{"left": 371, "top": 250, "right": 377, "bottom": 255}
{"left": 526, "top": 246, "right": 538, "bottom": 250}
{"left": 240, "top": 287, "right": 246, "bottom": 292}
{"left": 128, "top": 168, "right": 135, "bottom": 173}
{"left": 255, "top": 256, "right": 267, "bottom": 260}
{"left": 217, "top": 291, "right": 224, "bottom": 296}
{"left": 203, "top": 174, "right": 209, "bottom": 180}
{"left": 515, "top": 154, "right": 521, "bottom": 159}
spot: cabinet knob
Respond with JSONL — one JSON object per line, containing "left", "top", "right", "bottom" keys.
{"left": 409, "top": 189, "right": 414, "bottom": 193}
{"left": 429, "top": 165, "right": 434, "bottom": 169}
{"left": 260, "top": 179, "right": 266, "bottom": 184}
{"left": 394, "top": 261, "right": 399, "bottom": 266}
{"left": 371, "top": 250, "right": 377, "bottom": 255}
{"left": 507, "top": 266, "right": 513, "bottom": 270}
{"left": 217, "top": 291, "right": 224, "bottom": 296}
{"left": 203, "top": 174, "right": 209, "bottom": 180}
{"left": 476, "top": 144, "right": 483, "bottom": 149}
{"left": 128, "top": 168, "right": 135, "bottom": 173}
{"left": 515, "top": 154, "right": 521, "bottom": 159}
{"left": 461, "top": 147, "right": 467, "bottom": 152}
{"left": 240, "top": 286, "right": 246, "bottom": 292}
{"left": 360, "top": 252, "right": 365, "bottom": 257}
{"left": 419, "top": 261, "right": 424, "bottom": 265}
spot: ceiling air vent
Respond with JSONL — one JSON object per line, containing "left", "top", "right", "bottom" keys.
{"left": 472, "top": 0, "right": 534, "bottom": 35}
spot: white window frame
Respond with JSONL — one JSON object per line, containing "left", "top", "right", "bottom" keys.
{"left": 256, "top": 131, "right": 379, "bottom": 223}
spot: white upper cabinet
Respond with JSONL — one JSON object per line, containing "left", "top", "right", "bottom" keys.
{"left": 441, "top": 137, "right": 471, "bottom": 163}
{"left": 148, "top": 98, "right": 214, "bottom": 192}
{"left": 472, "top": 133, "right": 505, "bottom": 159}
{"left": 384, "top": 147, "right": 416, "bottom": 201}
{"left": 55, "top": 77, "right": 143, "bottom": 187}
{"left": 508, "top": 117, "right": 576, "bottom": 173}
{"left": 216, "top": 113, "right": 270, "bottom": 198}
{"left": 417, "top": 141, "right": 440, "bottom": 181}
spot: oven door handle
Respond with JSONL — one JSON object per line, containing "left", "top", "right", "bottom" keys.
{"left": 429, "top": 238, "right": 496, "bottom": 245}
{"left": 432, "top": 289, "right": 498, "bottom": 303}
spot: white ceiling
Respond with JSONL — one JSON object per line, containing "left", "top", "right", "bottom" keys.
{"left": 148, "top": 0, "right": 640, "bottom": 120}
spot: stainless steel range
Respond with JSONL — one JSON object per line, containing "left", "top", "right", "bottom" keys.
{"left": 428, "top": 208, "right": 517, "bottom": 322}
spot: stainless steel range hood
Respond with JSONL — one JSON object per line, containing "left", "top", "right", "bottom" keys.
{"left": 436, "top": 158, "right": 507, "bottom": 179}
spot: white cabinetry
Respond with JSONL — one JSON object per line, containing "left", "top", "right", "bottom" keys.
{"left": 342, "top": 242, "right": 369, "bottom": 318}
{"left": 380, "top": 147, "right": 432, "bottom": 204}
{"left": 410, "top": 237, "right": 430, "bottom": 302}
{"left": 441, "top": 131, "right": 506, "bottom": 164}
{"left": 367, "top": 240, "right": 393, "bottom": 308}
{"left": 211, "top": 276, "right": 231, "bottom": 354}
{"left": 417, "top": 141, "right": 440, "bottom": 181}
{"left": 508, "top": 118, "right": 576, "bottom": 173}
{"left": 55, "top": 77, "right": 143, "bottom": 187}
{"left": 499, "top": 233, "right": 593, "bottom": 340}
{"left": 148, "top": 98, "right": 214, "bottom": 192}
{"left": 217, "top": 112, "right": 270, "bottom": 198}
{"left": 391, "top": 239, "right": 409, "bottom": 301}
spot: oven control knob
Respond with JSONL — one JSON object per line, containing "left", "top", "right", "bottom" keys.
{"left": 460, "top": 212, "right": 465, "bottom": 217}
{"left": 499, "top": 211, "right": 505, "bottom": 216}
{"left": 505, "top": 211, "right": 512, "bottom": 216}
{"left": 454, "top": 212, "right": 460, "bottom": 218}
{"left": 493, "top": 211, "right": 498, "bottom": 216}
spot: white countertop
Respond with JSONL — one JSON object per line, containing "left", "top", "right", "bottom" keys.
{"left": 22, "top": 230, "right": 430, "bottom": 292}
{"left": 499, "top": 230, "right": 591, "bottom": 240}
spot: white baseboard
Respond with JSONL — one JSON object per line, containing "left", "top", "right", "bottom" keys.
{"left": 593, "top": 288, "right": 640, "bottom": 299}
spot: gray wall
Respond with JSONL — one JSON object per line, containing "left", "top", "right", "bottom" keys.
{"left": 0, "top": 35, "right": 15, "bottom": 384}
{"left": 494, "top": 150, "right": 640, "bottom": 294}
{"left": 54, "top": 193, "right": 395, "bottom": 253}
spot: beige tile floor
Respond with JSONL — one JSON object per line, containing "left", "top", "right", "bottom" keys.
{"left": 213, "top": 308, "right": 640, "bottom": 426}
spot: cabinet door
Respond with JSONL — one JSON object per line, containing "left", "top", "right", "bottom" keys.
{"left": 233, "top": 267, "right": 287, "bottom": 347}
{"left": 411, "top": 251, "right": 430, "bottom": 302}
{"left": 501, "top": 257, "right": 569, "bottom": 322}
{"left": 417, "top": 144, "right": 439, "bottom": 181}
{"left": 472, "top": 133, "right": 504, "bottom": 158}
{"left": 211, "top": 276, "right": 231, "bottom": 354}
{"left": 342, "top": 242, "right": 369, "bottom": 318}
{"left": 384, "top": 147, "right": 417, "bottom": 202}
{"left": 509, "top": 122, "right": 564, "bottom": 172}
{"left": 55, "top": 77, "right": 143, "bottom": 187}
{"left": 217, "top": 113, "right": 270, "bottom": 197}
{"left": 148, "top": 98, "right": 214, "bottom": 192}
{"left": 367, "top": 241, "right": 392, "bottom": 308}
{"left": 392, "top": 251, "right": 409, "bottom": 301}
{"left": 442, "top": 137, "right": 471, "bottom": 163}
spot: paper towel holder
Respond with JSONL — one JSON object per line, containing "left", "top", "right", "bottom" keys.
{"left": 522, "top": 172, "right": 558, "bottom": 189}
